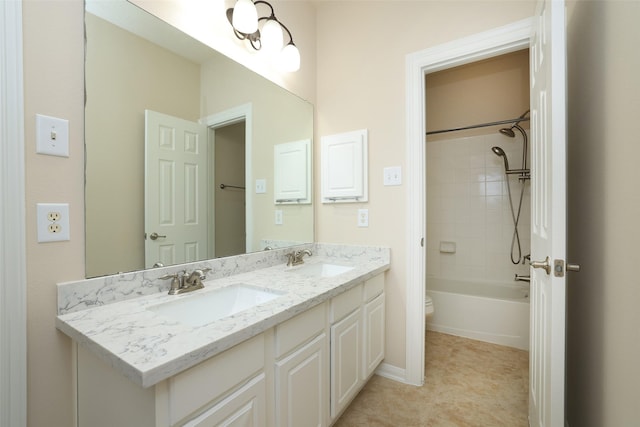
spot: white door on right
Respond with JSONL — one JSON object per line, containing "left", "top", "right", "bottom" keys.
{"left": 529, "top": 0, "right": 568, "bottom": 426}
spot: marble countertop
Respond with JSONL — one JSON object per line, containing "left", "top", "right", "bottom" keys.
{"left": 56, "top": 252, "right": 389, "bottom": 388}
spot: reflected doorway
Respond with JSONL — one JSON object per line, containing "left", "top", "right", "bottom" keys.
{"left": 212, "top": 121, "right": 246, "bottom": 257}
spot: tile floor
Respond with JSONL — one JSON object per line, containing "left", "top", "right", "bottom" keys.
{"left": 333, "top": 331, "right": 529, "bottom": 427}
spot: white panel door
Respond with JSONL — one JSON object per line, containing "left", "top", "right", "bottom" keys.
{"left": 145, "top": 110, "right": 208, "bottom": 268}
{"left": 529, "top": 1, "right": 568, "bottom": 425}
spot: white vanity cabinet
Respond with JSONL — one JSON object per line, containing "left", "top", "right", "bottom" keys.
{"left": 329, "top": 274, "right": 385, "bottom": 421}
{"left": 160, "top": 333, "right": 268, "bottom": 427}
{"left": 76, "top": 333, "right": 267, "bottom": 427}
{"left": 274, "top": 303, "right": 329, "bottom": 427}
{"left": 74, "top": 274, "right": 385, "bottom": 427}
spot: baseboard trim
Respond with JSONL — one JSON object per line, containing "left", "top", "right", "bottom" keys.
{"left": 374, "top": 362, "right": 409, "bottom": 384}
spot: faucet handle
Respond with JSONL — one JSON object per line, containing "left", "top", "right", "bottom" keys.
{"left": 159, "top": 272, "right": 183, "bottom": 293}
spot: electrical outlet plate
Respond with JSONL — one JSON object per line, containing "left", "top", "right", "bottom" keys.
{"left": 358, "top": 209, "right": 369, "bottom": 227}
{"left": 37, "top": 203, "right": 70, "bottom": 242}
{"left": 275, "top": 209, "right": 283, "bottom": 225}
{"left": 36, "top": 114, "right": 69, "bottom": 157}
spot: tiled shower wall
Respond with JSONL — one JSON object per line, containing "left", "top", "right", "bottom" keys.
{"left": 426, "top": 133, "right": 531, "bottom": 283}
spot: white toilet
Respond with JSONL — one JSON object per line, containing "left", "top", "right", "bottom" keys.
{"left": 425, "top": 293, "right": 434, "bottom": 321}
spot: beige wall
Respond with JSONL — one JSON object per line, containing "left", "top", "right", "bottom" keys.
{"left": 23, "top": 1, "right": 84, "bottom": 425}
{"left": 85, "top": 14, "right": 201, "bottom": 277}
{"left": 315, "top": 0, "right": 535, "bottom": 369}
{"left": 565, "top": 1, "right": 640, "bottom": 425}
{"left": 426, "top": 49, "right": 530, "bottom": 141}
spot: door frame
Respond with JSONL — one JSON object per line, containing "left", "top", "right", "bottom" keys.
{"left": 404, "top": 18, "right": 533, "bottom": 385}
{"left": 202, "top": 103, "right": 253, "bottom": 254}
{"left": 0, "top": 0, "right": 27, "bottom": 424}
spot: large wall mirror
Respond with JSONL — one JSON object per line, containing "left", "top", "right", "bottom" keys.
{"left": 85, "top": 0, "right": 314, "bottom": 278}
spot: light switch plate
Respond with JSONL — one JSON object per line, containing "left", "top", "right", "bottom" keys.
{"left": 255, "top": 179, "right": 267, "bottom": 194}
{"left": 275, "top": 210, "right": 283, "bottom": 225}
{"left": 383, "top": 166, "right": 402, "bottom": 186}
{"left": 36, "top": 114, "right": 69, "bottom": 157}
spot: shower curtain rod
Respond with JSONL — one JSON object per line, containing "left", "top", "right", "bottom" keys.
{"left": 426, "top": 116, "right": 530, "bottom": 136}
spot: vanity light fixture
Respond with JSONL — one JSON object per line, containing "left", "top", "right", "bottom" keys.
{"left": 226, "top": 0, "right": 301, "bottom": 72}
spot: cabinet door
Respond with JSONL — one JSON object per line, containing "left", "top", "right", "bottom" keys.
{"left": 330, "top": 308, "right": 362, "bottom": 419}
{"left": 275, "top": 333, "right": 327, "bottom": 427}
{"left": 274, "top": 139, "right": 311, "bottom": 204}
{"left": 363, "top": 292, "right": 385, "bottom": 378}
{"left": 320, "top": 129, "right": 368, "bottom": 203}
{"left": 182, "top": 373, "right": 266, "bottom": 427}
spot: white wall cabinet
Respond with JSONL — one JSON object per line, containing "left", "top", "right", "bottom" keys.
{"left": 75, "top": 275, "right": 384, "bottom": 427}
{"left": 321, "top": 129, "right": 368, "bottom": 203}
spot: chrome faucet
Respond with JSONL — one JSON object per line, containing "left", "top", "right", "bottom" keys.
{"left": 286, "top": 249, "right": 312, "bottom": 267}
{"left": 160, "top": 268, "right": 212, "bottom": 295}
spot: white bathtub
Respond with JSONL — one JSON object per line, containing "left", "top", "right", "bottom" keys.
{"left": 426, "top": 277, "right": 530, "bottom": 350}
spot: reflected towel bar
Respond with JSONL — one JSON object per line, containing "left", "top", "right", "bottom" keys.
{"left": 220, "top": 184, "right": 245, "bottom": 190}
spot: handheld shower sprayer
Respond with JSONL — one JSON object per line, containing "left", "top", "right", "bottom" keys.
{"left": 491, "top": 146, "right": 509, "bottom": 170}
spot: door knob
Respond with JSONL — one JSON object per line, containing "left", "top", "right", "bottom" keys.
{"left": 530, "top": 256, "right": 551, "bottom": 275}
{"left": 149, "top": 232, "right": 166, "bottom": 240}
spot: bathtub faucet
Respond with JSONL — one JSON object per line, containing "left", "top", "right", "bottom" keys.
{"left": 514, "top": 274, "right": 530, "bottom": 283}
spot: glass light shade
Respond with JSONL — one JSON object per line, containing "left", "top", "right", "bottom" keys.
{"left": 232, "top": 0, "right": 258, "bottom": 34}
{"left": 261, "top": 19, "right": 284, "bottom": 54}
{"left": 280, "top": 43, "right": 300, "bottom": 72}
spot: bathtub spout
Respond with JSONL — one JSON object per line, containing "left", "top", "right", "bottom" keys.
{"left": 515, "top": 274, "right": 530, "bottom": 283}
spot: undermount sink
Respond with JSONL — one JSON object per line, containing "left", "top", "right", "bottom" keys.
{"left": 287, "top": 263, "right": 354, "bottom": 278}
{"left": 147, "top": 284, "right": 285, "bottom": 327}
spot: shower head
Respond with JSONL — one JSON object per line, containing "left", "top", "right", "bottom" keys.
{"left": 491, "top": 146, "right": 510, "bottom": 170}
{"left": 499, "top": 127, "right": 516, "bottom": 138}
{"left": 498, "top": 110, "right": 530, "bottom": 138}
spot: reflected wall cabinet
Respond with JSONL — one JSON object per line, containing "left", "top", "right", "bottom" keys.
{"left": 274, "top": 139, "right": 311, "bottom": 204}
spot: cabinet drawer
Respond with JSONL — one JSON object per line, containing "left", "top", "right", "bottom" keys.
{"left": 275, "top": 302, "right": 326, "bottom": 358}
{"left": 169, "top": 334, "right": 265, "bottom": 425}
{"left": 330, "top": 283, "right": 362, "bottom": 323}
{"left": 363, "top": 274, "right": 384, "bottom": 302}
{"left": 182, "top": 373, "right": 266, "bottom": 427}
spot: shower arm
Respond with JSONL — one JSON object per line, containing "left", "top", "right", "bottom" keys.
{"left": 426, "top": 117, "right": 530, "bottom": 136}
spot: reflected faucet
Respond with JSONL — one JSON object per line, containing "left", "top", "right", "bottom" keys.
{"left": 286, "top": 249, "right": 312, "bottom": 267}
